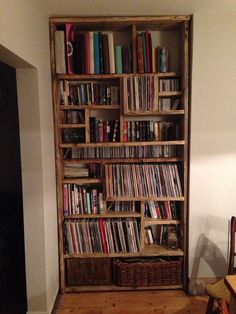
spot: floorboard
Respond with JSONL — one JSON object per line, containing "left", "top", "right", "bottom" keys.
{"left": 54, "top": 290, "right": 208, "bottom": 314}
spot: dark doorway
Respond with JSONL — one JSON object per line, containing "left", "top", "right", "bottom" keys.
{"left": 0, "top": 62, "right": 27, "bottom": 313}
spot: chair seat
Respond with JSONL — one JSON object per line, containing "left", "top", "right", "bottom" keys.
{"left": 206, "top": 279, "right": 230, "bottom": 304}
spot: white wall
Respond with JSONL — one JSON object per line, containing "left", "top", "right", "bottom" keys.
{"left": 189, "top": 12, "right": 236, "bottom": 293}
{"left": 1, "top": 1, "right": 236, "bottom": 312}
{"left": 0, "top": 1, "right": 58, "bottom": 313}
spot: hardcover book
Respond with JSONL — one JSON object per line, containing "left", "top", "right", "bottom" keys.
{"left": 65, "top": 24, "right": 75, "bottom": 74}
{"left": 55, "top": 30, "right": 66, "bottom": 74}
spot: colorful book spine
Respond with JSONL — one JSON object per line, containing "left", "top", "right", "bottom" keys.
{"left": 115, "top": 45, "right": 123, "bottom": 74}
{"left": 65, "top": 24, "right": 75, "bottom": 74}
{"left": 89, "top": 32, "right": 94, "bottom": 74}
{"left": 108, "top": 33, "right": 115, "bottom": 74}
{"left": 93, "top": 32, "right": 100, "bottom": 74}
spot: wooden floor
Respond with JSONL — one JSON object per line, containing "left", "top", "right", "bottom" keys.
{"left": 54, "top": 290, "right": 208, "bottom": 314}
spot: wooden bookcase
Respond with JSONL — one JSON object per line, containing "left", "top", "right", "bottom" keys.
{"left": 49, "top": 16, "right": 190, "bottom": 293}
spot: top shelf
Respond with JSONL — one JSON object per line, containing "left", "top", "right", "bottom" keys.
{"left": 50, "top": 16, "right": 190, "bottom": 30}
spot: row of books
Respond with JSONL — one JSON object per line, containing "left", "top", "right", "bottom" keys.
{"left": 105, "top": 163, "right": 182, "bottom": 198}
{"left": 137, "top": 31, "right": 170, "bottom": 73}
{"left": 63, "top": 184, "right": 103, "bottom": 215}
{"left": 124, "top": 75, "right": 158, "bottom": 112}
{"left": 145, "top": 224, "right": 180, "bottom": 246}
{"left": 64, "top": 218, "right": 140, "bottom": 254}
{"left": 61, "top": 109, "right": 85, "bottom": 124}
{"left": 64, "top": 163, "right": 100, "bottom": 178}
{"left": 63, "top": 145, "right": 178, "bottom": 160}
{"left": 123, "top": 120, "right": 179, "bottom": 142}
{"left": 55, "top": 26, "right": 132, "bottom": 75}
{"left": 123, "top": 76, "right": 181, "bottom": 112}
{"left": 144, "top": 201, "right": 179, "bottom": 220}
{"left": 107, "top": 201, "right": 137, "bottom": 212}
{"left": 90, "top": 118, "right": 120, "bottom": 143}
{"left": 60, "top": 80, "right": 119, "bottom": 106}
{"left": 159, "top": 78, "right": 180, "bottom": 92}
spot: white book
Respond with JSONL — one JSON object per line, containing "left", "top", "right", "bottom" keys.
{"left": 89, "top": 32, "right": 94, "bottom": 74}
{"left": 55, "top": 30, "right": 66, "bottom": 74}
{"left": 108, "top": 33, "right": 115, "bottom": 74}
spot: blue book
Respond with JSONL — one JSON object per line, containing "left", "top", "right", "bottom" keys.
{"left": 115, "top": 45, "right": 122, "bottom": 74}
{"left": 94, "top": 32, "right": 100, "bottom": 74}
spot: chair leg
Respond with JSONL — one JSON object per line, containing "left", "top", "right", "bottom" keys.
{"left": 205, "top": 296, "right": 215, "bottom": 314}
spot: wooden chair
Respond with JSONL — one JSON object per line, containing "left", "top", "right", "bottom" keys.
{"left": 205, "top": 216, "right": 236, "bottom": 314}
{"left": 218, "top": 298, "right": 229, "bottom": 314}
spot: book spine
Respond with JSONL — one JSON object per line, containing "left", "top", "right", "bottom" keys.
{"left": 93, "top": 32, "right": 100, "bottom": 74}
{"left": 115, "top": 45, "right": 123, "bottom": 74}
{"left": 108, "top": 33, "right": 115, "bottom": 74}
{"left": 84, "top": 32, "right": 90, "bottom": 74}
{"left": 102, "top": 34, "right": 110, "bottom": 74}
{"left": 98, "top": 32, "right": 104, "bottom": 74}
{"left": 141, "top": 32, "right": 147, "bottom": 73}
{"left": 137, "top": 33, "right": 144, "bottom": 74}
{"left": 65, "top": 24, "right": 75, "bottom": 74}
{"left": 55, "top": 30, "right": 66, "bottom": 74}
{"left": 89, "top": 32, "right": 94, "bottom": 74}
{"left": 145, "top": 31, "right": 150, "bottom": 73}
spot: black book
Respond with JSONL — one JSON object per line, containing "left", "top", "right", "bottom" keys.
{"left": 74, "top": 33, "right": 85, "bottom": 74}
{"left": 98, "top": 32, "right": 104, "bottom": 74}
{"left": 90, "top": 117, "right": 96, "bottom": 143}
{"left": 102, "top": 34, "right": 110, "bottom": 74}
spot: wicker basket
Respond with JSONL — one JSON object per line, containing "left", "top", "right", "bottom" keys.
{"left": 115, "top": 258, "right": 182, "bottom": 287}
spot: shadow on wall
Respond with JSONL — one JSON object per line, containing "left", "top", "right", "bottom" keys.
{"left": 189, "top": 216, "right": 230, "bottom": 295}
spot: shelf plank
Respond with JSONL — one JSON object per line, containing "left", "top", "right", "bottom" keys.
{"left": 63, "top": 178, "right": 102, "bottom": 184}
{"left": 56, "top": 72, "right": 180, "bottom": 80}
{"left": 159, "top": 91, "right": 182, "bottom": 97}
{"left": 142, "top": 244, "right": 183, "bottom": 256}
{"left": 59, "top": 123, "right": 85, "bottom": 128}
{"left": 124, "top": 110, "right": 184, "bottom": 116}
{"left": 64, "top": 212, "right": 141, "bottom": 219}
{"left": 144, "top": 219, "right": 181, "bottom": 225}
{"left": 63, "top": 157, "right": 184, "bottom": 164}
{"left": 64, "top": 284, "right": 183, "bottom": 292}
{"left": 106, "top": 197, "right": 184, "bottom": 201}
{"left": 60, "top": 105, "right": 120, "bottom": 110}
{"left": 50, "top": 15, "right": 190, "bottom": 25}
{"left": 60, "top": 140, "right": 185, "bottom": 148}
{"left": 64, "top": 246, "right": 183, "bottom": 258}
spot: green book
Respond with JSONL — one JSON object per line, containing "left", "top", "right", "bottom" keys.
{"left": 115, "top": 45, "right": 123, "bottom": 74}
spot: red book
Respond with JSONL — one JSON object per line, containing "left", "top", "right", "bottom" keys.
{"left": 99, "top": 219, "right": 108, "bottom": 253}
{"left": 137, "top": 33, "right": 144, "bottom": 73}
{"left": 123, "top": 121, "right": 128, "bottom": 142}
{"left": 145, "top": 31, "right": 150, "bottom": 73}
{"left": 63, "top": 184, "right": 69, "bottom": 215}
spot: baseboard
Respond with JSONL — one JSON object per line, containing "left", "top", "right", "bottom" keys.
{"left": 27, "top": 290, "right": 59, "bottom": 314}
{"left": 27, "top": 312, "right": 50, "bottom": 314}
{"left": 51, "top": 291, "right": 60, "bottom": 314}
{"left": 188, "top": 277, "right": 221, "bottom": 295}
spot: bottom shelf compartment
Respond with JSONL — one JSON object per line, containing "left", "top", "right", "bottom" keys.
{"left": 114, "top": 257, "right": 183, "bottom": 287}
{"left": 65, "top": 256, "right": 183, "bottom": 289}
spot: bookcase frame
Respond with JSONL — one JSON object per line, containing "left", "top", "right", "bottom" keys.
{"left": 49, "top": 15, "right": 190, "bottom": 293}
